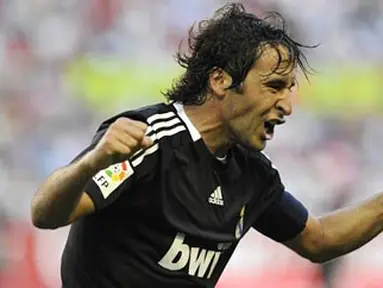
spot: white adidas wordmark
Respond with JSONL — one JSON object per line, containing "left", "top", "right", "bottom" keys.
{"left": 208, "top": 186, "right": 224, "bottom": 206}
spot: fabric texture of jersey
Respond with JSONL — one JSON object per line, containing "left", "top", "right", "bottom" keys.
{"left": 61, "top": 102, "right": 308, "bottom": 288}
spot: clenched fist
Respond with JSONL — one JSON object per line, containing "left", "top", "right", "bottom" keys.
{"left": 85, "top": 118, "right": 153, "bottom": 171}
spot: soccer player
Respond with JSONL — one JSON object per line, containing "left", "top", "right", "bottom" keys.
{"left": 31, "top": 3, "right": 383, "bottom": 288}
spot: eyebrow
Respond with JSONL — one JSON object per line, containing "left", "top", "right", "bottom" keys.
{"left": 263, "top": 78, "right": 296, "bottom": 89}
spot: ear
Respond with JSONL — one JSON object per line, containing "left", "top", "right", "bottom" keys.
{"left": 208, "top": 68, "right": 232, "bottom": 99}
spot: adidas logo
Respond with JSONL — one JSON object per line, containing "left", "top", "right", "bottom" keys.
{"left": 208, "top": 186, "right": 224, "bottom": 206}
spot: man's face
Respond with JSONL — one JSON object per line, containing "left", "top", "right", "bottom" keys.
{"left": 220, "top": 45, "right": 297, "bottom": 150}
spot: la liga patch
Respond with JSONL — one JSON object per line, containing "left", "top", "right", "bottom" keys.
{"left": 93, "top": 161, "right": 134, "bottom": 199}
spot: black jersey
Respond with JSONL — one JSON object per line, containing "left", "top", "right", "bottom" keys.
{"left": 61, "top": 102, "right": 308, "bottom": 288}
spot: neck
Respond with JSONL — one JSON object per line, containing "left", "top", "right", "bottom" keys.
{"left": 183, "top": 100, "right": 232, "bottom": 155}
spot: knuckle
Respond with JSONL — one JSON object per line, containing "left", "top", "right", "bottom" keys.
{"left": 99, "top": 135, "right": 117, "bottom": 152}
{"left": 100, "top": 141, "right": 114, "bottom": 155}
{"left": 128, "top": 137, "right": 139, "bottom": 148}
{"left": 115, "top": 117, "right": 127, "bottom": 124}
{"left": 113, "top": 118, "right": 129, "bottom": 129}
{"left": 139, "top": 122, "right": 149, "bottom": 131}
{"left": 103, "top": 132, "right": 115, "bottom": 144}
{"left": 136, "top": 130, "right": 146, "bottom": 139}
{"left": 107, "top": 125, "right": 118, "bottom": 135}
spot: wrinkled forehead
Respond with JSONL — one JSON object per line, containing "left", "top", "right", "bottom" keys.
{"left": 254, "top": 44, "right": 297, "bottom": 77}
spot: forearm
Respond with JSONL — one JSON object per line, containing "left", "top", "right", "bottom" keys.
{"left": 317, "top": 193, "right": 383, "bottom": 262}
{"left": 31, "top": 154, "right": 97, "bottom": 229}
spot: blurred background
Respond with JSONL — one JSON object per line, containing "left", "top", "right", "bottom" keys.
{"left": 1, "top": 0, "right": 383, "bottom": 287}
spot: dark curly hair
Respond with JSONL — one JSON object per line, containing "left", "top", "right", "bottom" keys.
{"left": 163, "top": 2, "right": 314, "bottom": 105}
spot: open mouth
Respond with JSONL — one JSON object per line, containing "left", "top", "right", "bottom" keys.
{"left": 263, "top": 119, "right": 285, "bottom": 140}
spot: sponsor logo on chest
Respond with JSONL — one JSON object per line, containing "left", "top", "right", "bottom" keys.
{"left": 158, "top": 233, "right": 232, "bottom": 279}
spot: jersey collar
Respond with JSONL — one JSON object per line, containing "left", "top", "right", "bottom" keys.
{"left": 172, "top": 102, "right": 232, "bottom": 168}
{"left": 172, "top": 102, "right": 201, "bottom": 142}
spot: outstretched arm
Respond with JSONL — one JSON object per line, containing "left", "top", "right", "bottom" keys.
{"left": 284, "top": 193, "right": 383, "bottom": 263}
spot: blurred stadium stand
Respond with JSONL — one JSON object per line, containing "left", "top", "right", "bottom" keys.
{"left": 1, "top": 0, "right": 383, "bottom": 287}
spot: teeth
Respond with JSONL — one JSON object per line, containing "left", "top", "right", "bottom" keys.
{"left": 265, "top": 133, "right": 273, "bottom": 140}
{"left": 266, "top": 119, "right": 285, "bottom": 126}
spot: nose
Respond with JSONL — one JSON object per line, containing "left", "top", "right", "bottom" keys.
{"left": 276, "top": 92, "right": 293, "bottom": 116}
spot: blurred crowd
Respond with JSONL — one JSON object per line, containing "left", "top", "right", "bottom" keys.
{"left": 1, "top": 0, "right": 383, "bottom": 287}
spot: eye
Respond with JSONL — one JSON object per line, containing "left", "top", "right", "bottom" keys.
{"left": 266, "top": 80, "right": 287, "bottom": 91}
{"left": 265, "top": 79, "right": 296, "bottom": 93}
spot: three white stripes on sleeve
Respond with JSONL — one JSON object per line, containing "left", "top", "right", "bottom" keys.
{"left": 130, "top": 111, "right": 186, "bottom": 168}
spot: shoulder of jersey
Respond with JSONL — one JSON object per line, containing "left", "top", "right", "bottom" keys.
{"left": 96, "top": 102, "right": 188, "bottom": 142}
{"left": 98, "top": 103, "right": 171, "bottom": 127}
{"left": 236, "top": 145, "right": 276, "bottom": 171}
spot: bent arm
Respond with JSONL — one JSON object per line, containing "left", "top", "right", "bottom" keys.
{"left": 31, "top": 153, "right": 97, "bottom": 229}
{"left": 285, "top": 193, "right": 383, "bottom": 263}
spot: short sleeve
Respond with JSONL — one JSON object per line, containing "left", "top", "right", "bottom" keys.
{"left": 249, "top": 152, "right": 308, "bottom": 242}
{"left": 71, "top": 114, "right": 158, "bottom": 211}
{"left": 253, "top": 191, "right": 308, "bottom": 242}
